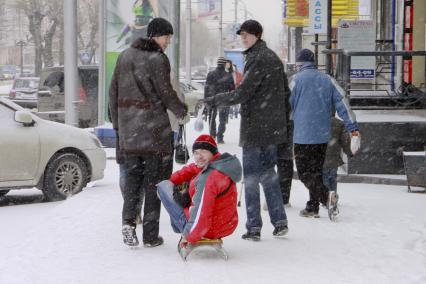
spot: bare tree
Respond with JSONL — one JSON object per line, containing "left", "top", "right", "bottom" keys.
{"left": 42, "top": 1, "right": 61, "bottom": 67}
{"left": 77, "top": 0, "right": 99, "bottom": 64}
{"left": 10, "top": 0, "right": 61, "bottom": 74}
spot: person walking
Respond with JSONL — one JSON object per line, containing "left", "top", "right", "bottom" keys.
{"left": 204, "top": 57, "right": 235, "bottom": 144}
{"left": 109, "top": 17, "right": 187, "bottom": 247}
{"left": 290, "top": 48, "right": 360, "bottom": 218}
{"left": 323, "top": 115, "right": 354, "bottom": 220}
{"left": 204, "top": 20, "right": 291, "bottom": 241}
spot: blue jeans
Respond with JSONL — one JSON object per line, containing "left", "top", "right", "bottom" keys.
{"left": 157, "top": 181, "right": 188, "bottom": 234}
{"left": 323, "top": 168, "right": 338, "bottom": 192}
{"left": 243, "top": 145, "right": 287, "bottom": 233}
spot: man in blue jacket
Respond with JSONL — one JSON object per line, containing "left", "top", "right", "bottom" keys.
{"left": 290, "top": 49, "right": 360, "bottom": 218}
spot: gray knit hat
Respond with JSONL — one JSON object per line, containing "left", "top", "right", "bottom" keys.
{"left": 217, "top": 57, "right": 227, "bottom": 67}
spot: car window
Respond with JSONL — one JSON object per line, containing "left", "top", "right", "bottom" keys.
{"left": 0, "top": 103, "right": 15, "bottom": 120}
{"left": 14, "top": 79, "right": 39, "bottom": 89}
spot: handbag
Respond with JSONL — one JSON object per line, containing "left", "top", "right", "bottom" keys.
{"left": 174, "top": 124, "right": 190, "bottom": 164}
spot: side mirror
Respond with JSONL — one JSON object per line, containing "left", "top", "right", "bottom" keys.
{"left": 14, "top": 110, "right": 34, "bottom": 126}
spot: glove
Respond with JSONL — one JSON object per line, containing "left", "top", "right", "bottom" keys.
{"left": 202, "top": 97, "right": 215, "bottom": 109}
{"left": 350, "top": 130, "right": 361, "bottom": 155}
{"left": 183, "top": 103, "right": 189, "bottom": 117}
{"left": 178, "top": 113, "right": 191, "bottom": 125}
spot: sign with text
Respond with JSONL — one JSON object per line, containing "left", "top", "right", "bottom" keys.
{"left": 309, "top": 0, "right": 327, "bottom": 34}
{"left": 337, "top": 20, "right": 376, "bottom": 79}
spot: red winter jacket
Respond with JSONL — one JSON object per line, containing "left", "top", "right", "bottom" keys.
{"left": 170, "top": 153, "right": 242, "bottom": 243}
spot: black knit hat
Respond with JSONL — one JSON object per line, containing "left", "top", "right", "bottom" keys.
{"left": 236, "top": 19, "right": 263, "bottom": 38}
{"left": 147, "top": 17, "right": 174, "bottom": 38}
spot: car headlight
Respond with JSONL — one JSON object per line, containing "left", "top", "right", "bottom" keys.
{"left": 89, "top": 133, "right": 103, "bottom": 148}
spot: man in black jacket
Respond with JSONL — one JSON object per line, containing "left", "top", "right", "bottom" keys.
{"left": 204, "top": 20, "right": 291, "bottom": 241}
{"left": 109, "top": 18, "right": 186, "bottom": 248}
{"left": 204, "top": 57, "right": 235, "bottom": 143}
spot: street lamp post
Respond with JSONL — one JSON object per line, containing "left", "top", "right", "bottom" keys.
{"left": 16, "top": 40, "right": 26, "bottom": 76}
{"left": 219, "top": 0, "right": 223, "bottom": 56}
{"left": 185, "top": 0, "right": 191, "bottom": 84}
{"left": 325, "top": 0, "right": 332, "bottom": 75}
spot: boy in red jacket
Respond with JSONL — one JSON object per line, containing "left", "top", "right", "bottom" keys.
{"left": 157, "top": 135, "right": 242, "bottom": 246}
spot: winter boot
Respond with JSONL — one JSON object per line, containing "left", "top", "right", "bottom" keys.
{"left": 299, "top": 207, "right": 320, "bottom": 218}
{"left": 328, "top": 191, "right": 340, "bottom": 221}
{"left": 241, "top": 231, "right": 261, "bottom": 241}
{"left": 143, "top": 236, "right": 164, "bottom": 248}
{"left": 122, "top": 225, "right": 139, "bottom": 247}
{"left": 273, "top": 224, "right": 289, "bottom": 237}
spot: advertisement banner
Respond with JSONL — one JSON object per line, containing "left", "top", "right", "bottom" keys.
{"left": 309, "top": 0, "right": 327, "bottom": 34}
{"left": 105, "top": 0, "right": 178, "bottom": 119}
{"left": 337, "top": 20, "right": 376, "bottom": 79}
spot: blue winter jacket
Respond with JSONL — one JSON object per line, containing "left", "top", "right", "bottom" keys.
{"left": 290, "top": 63, "right": 358, "bottom": 144}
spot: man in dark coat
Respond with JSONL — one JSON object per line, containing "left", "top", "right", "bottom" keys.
{"left": 109, "top": 17, "right": 186, "bottom": 248}
{"left": 204, "top": 20, "right": 291, "bottom": 241}
{"left": 204, "top": 57, "right": 235, "bottom": 143}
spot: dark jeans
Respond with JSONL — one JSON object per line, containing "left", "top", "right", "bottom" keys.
{"left": 277, "top": 141, "right": 293, "bottom": 204}
{"left": 119, "top": 164, "right": 142, "bottom": 215}
{"left": 208, "top": 107, "right": 229, "bottom": 141}
{"left": 243, "top": 145, "right": 287, "bottom": 233}
{"left": 122, "top": 153, "right": 173, "bottom": 243}
{"left": 294, "top": 144, "right": 329, "bottom": 211}
{"left": 323, "top": 168, "right": 338, "bottom": 192}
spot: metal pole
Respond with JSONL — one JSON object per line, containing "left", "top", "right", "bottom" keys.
{"left": 314, "top": 34, "right": 319, "bottom": 66}
{"left": 219, "top": 0, "right": 223, "bottom": 56}
{"left": 234, "top": 0, "right": 238, "bottom": 24}
{"left": 20, "top": 43, "right": 23, "bottom": 75}
{"left": 325, "top": 0, "right": 332, "bottom": 75}
{"left": 98, "top": 0, "right": 105, "bottom": 125}
{"left": 63, "top": 0, "right": 78, "bottom": 126}
{"left": 185, "top": 0, "right": 191, "bottom": 84}
{"left": 168, "top": 0, "right": 180, "bottom": 80}
{"left": 16, "top": 40, "right": 25, "bottom": 75}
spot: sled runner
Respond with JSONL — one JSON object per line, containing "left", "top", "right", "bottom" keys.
{"left": 178, "top": 238, "right": 229, "bottom": 261}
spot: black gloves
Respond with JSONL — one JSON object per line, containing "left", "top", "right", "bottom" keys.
{"left": 202, "top": 96, "right": 215, "bottom": 109}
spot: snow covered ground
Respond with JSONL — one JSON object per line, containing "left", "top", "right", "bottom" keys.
{"left": 1, "top": 118, "right": 425, "bottom": 284}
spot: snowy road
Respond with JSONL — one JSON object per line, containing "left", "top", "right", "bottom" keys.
{"left": 1, "top": 118, "right": 425, "bottom": 284}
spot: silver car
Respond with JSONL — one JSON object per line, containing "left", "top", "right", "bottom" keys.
{"left": 9, "top": 77, "right": 40, "bottom": 109}
{"left": 0, "top": 97, "right": 106, "bottom": 201}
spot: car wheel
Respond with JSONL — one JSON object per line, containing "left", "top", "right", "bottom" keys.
{"left": 0, "top": 190, "right": 10, "bottom": 196}
{"left": 42, "top": 153, "right": 88, "bottom": 201}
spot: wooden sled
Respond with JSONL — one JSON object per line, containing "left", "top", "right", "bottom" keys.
{"left": 178, "top": 238, "right": 229, "bottom": 261}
